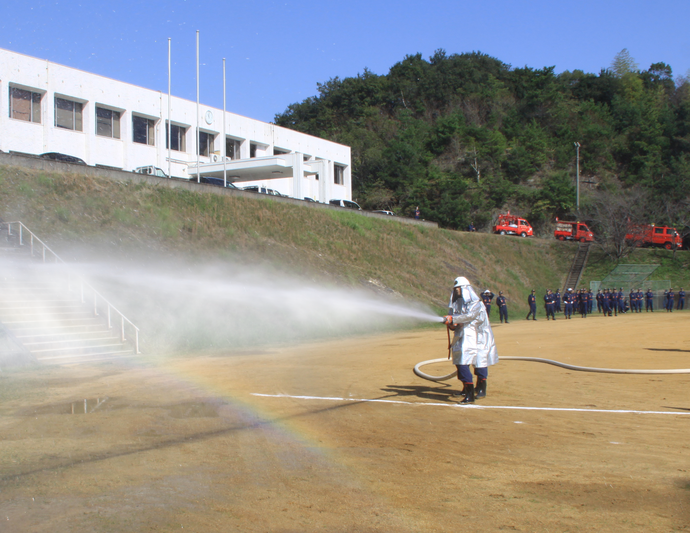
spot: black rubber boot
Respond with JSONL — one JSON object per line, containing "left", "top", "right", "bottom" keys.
{"left": 475, "top": 379, "right": 486, "bottom": 399}
{"left": 460, "top": 384, "right": 475, "bottom": 404}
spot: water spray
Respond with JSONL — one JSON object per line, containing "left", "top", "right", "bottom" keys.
{"left": 68, "top": 260, "right": 448, "bottom": 353}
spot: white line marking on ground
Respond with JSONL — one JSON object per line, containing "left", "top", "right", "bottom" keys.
{"left": 251, "top": 393, "right": 690, "bottom": 416}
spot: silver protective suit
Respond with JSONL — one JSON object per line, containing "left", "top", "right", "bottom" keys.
{"left": 448, "top": 280, "right": 499, "bottom": 367}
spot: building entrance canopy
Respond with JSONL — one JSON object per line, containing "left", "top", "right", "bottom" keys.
{"left": 187, "top": 153, "right": 321, "bottom": 184}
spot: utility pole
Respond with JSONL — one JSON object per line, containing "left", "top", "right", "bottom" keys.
{"left": 574, "top": 142, "right": 581, "bottom": 210}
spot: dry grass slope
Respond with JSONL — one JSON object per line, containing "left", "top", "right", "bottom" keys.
{"left": 1, "top": 164, "right": 584, "bottom": 314}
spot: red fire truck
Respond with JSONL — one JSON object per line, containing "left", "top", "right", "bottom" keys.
{"left": 492, "top": 213, "right": 533, "bottom": 237}
{"left": 625, "top": 224, "right": 682, "bottom": 250}
{"left": 554, "top": 219, "right": 594, "bottom": 242}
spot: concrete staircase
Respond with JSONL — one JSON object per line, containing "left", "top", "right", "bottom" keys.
{"left": 562, "top": 242, "right": 591, "bottom": 292}
{"left": 0, "top": 224, "right": 137, "bottom": 365}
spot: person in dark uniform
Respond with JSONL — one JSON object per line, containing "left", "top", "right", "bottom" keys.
{"left": 587, "top": 289, "right": 593, "bottom": 314}
{"left": 526, "top": 290, "right": 537, "bottom": 320}
{"left": 554, "top": 289, "right": 562, "bottom": 313}
{"left": 636, "top": 288, "right": 644, "bottom": 312}
{"left": 610, "top": 289, "right": 618, "bottom": 316}
{"left": 666, "top": 288, "right": 675, "bottom": 312}
{"left": 578, "top": 288, "right": 588, "bottom": 318}
{"left": 496, "top": 291, "right": 509, "bottom": 323}
{"left": 602, "top": 288, "right": 610, "bottom": 316}
{"left": 571, "top": 289, "right": 579, "bottom": 315}
{"left": 618, "top": 288, "right": 625, "bottom": 314}
{"left": 678, "top": 288, "right": 685, "bottom": 310}
{"left": 563, "top": 288, "right": 574, "bottom": 319}
{"left": 482, "top": 289, "right": 495, "bottom": 316}
{"left": 629, "top": 288, "right": 635, "bottom": 312}
{"left": 544, "top": 289, "right": 556, "bottom": 320}
{"left": 596, "top": 289, "right": 603, "bottom": 313}
{"left": 646, "top": 288, "right": 654, "bottom": 312}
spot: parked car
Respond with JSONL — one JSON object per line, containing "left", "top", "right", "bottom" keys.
{"left": 242, "top": 185, "right": 283, "bottom": 196}
{"left": 492, "top": 213, "right": 533, "bottom": 237}
{"left": 329, "top": 199, "right": 362, "bottom": 210}
{"left": 554, "top": 219, "right": 594, "bottom": 242}
{"left": 372, "top": 210, "right": 396, "bottom": 216}
{"left": 134, "top": 165, "right": 169, "bottom": 178}
{"left": 625, "top": 224, "right": 682, "bottom": 250}
{"left": 200, "top": 177, "right": 238, "bottom": 189}
{"left": 40, "top": 152, "right": 86, "bottom": 165}
{"left": 303, "top": 197, "right": 317, "bottom": 202}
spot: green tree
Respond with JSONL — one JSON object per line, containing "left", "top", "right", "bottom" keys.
{"left": 611, "top": 49, "right": 639, "bottom": 78}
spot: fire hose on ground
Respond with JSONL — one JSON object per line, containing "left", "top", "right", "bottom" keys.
{"left": 414, "top": 322, "right": 690, "bottom": 381}
{"left": 413, "top": 357, "right": 690, "bottom": 382}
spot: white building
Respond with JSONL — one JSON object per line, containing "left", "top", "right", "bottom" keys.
{"left": 0, "top": 48, "right": 351, "bottom": 202}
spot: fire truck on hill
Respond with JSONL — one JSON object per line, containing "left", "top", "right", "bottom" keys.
{"left": 625, "top": 224, "right": 682, "bottom": 250}
{"left": 554, "top": 219, "right": 594, "bottom": 242}
{"left": 492, "top": 213, "right": 533, "bottom": 237}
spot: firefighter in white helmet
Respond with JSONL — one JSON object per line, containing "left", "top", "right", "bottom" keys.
{"left": 443, "top": 276, "right": 499, "bottom": 403}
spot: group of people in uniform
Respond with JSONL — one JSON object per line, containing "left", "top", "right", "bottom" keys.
{"left": 526, "top": 286, "right": 685, "bottom": 319}
{"left": 474, "top": 285, "right": 685, "bottom": 322}
{"left": 479, "top": 289, "right": 509, "bottom": 323}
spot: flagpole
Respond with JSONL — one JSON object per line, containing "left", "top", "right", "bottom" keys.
{"left": 196, "top": 30, "right": 200, "bottom": 183}
{"left": 223, "top": 58, "right": 227, "bottom": 187}
{"left": 167, "top": 38, "right": 171, "bottom": 179}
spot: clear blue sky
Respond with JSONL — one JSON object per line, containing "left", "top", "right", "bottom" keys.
{"left": 2, "top": 0, "right": 689, "bottom": 123}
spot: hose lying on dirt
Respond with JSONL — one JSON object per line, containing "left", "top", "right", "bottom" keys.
{"left": 413, "top": 357, "right": 690, "bottom": 382}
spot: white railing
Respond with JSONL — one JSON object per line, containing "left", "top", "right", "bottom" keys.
{"left": 3, "top": 221, "right": 140, "bottom": 354}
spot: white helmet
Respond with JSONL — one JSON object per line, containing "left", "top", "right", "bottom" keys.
{"left": 453, "top": 276, "right": 479, "bottom": 303}
{"left": 453, "top": 276, "right": 471, "bottom": 288}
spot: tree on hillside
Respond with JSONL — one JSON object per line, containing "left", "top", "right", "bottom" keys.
{"left": 611, "top": 49, "right": 639, "bottom": 77}
{"left": 584, "top": 188, "right": 652, "bottom": 260}
{"left": 275, "top": 50, "right": 690, "bottom": 230}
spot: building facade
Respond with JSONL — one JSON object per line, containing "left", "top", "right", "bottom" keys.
{"left": 0, "top": 48, "right": 351, "bottom": 202}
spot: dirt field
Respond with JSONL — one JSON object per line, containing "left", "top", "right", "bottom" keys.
{"left": 1, "top": 310, "right": 689, "bottom": 532}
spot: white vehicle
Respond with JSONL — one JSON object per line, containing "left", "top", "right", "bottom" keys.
{"left": 241, "top": 185, "right": 283, "bottom": 196}
{"left": 329, "top": 199, "right": 361, "bottom": 210}
{"left": 134, "top": 166, "right": 168, "bottom": 179}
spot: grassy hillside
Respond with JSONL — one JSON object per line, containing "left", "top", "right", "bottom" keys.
{"left": 2, "top": 164, "right": 687, "bottom": 322}
{"left": 582, "top": 247, "right": 690, "bottom": 289}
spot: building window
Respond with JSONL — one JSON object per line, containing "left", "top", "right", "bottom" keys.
{"left": 9, "top": 87, "right": 42, "bottom": 123}
{"left": 55, "top": 97, "right": 83, "bottom": 131}
{"left": 166, "top": 122, "right": 186, "bottom": 152}
{"left": 198, "top": 130, "right": 214, "bottom": 157}
{"left": 226, "top": 137, "right": 241, "bottom": 160}
{"left": 250, "top": 143, "right": 258, "bottom": 158}
{"left": 133, "top": 116, "right": 155, "bottom": 145}
{"left": 334, "top": 164, "right": 345, "bottom": 185}
{"left": 96, "top": 107, "right": 120, "bottom": 139}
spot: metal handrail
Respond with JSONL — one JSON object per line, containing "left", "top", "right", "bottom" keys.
{"left": 3, "top": 221, "right": 140, "bottom": 354}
